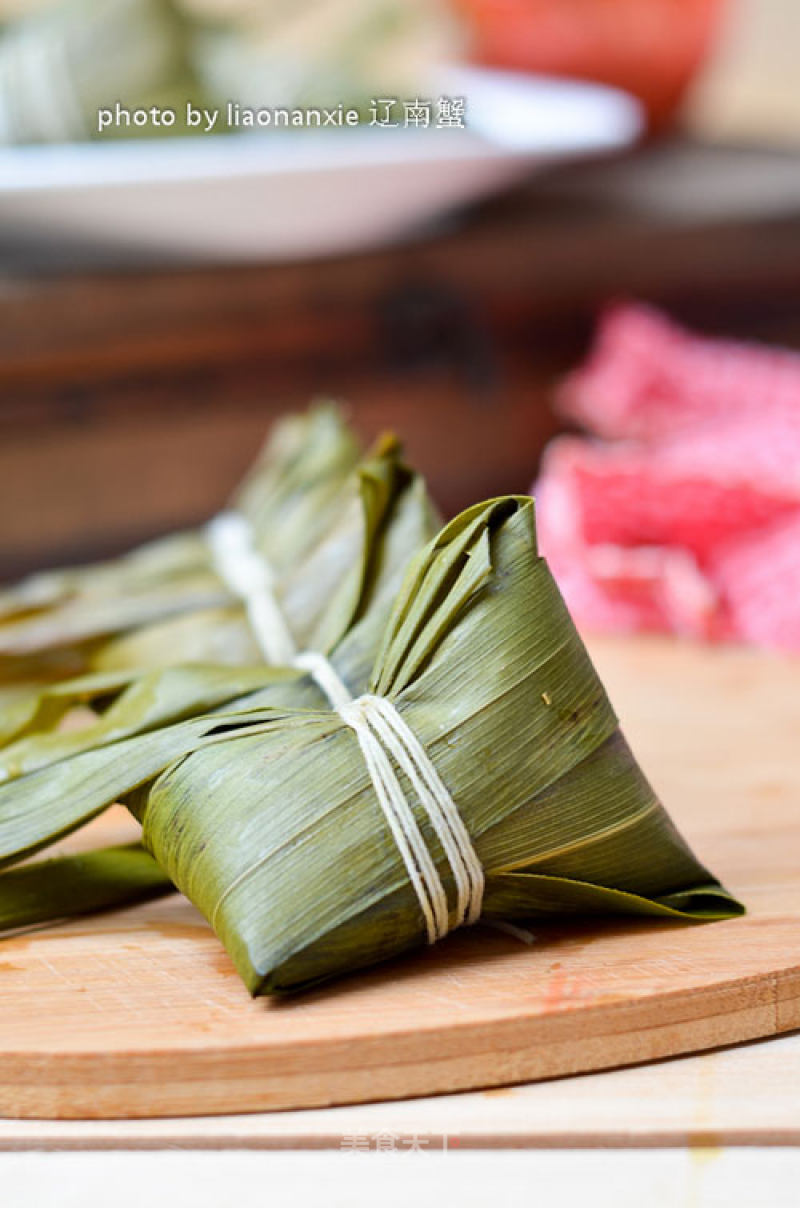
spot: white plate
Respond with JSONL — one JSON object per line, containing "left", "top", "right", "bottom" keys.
{"left": 0, "top": 68, "right": 642, "bottom": 264}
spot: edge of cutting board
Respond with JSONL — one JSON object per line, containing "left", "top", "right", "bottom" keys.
{"left": 1, "top": 636, "right": 798, "bottom": 1119}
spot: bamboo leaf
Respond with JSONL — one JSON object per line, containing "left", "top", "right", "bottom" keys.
{"left": 0, "top": 844, "right": 174, "bottom": 932}
{"left": 0, "top": 403, "right": 362, "bottom": 666}
{"left": 0, "top": 665, "right": 295, "bottom": 782}
{"left": 0, "top": 448, "right": 437, "bottom": 783}
{"left": 0, "top": 707, "right": 292, "bottom": 869}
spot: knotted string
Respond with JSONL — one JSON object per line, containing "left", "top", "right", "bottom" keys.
{"left": 206, "top": 511, "right": 297, "bottom": 665}
{"left": 206, "top": 509, "right": 484, "bottom": 941}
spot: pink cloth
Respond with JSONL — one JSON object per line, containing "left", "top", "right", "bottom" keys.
{"left": 534, "top": 303, "right": 800, "bottom": 651}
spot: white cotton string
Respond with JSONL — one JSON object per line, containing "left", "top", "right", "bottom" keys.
{"left": 336, "top": 694, "right": 485, "bottom": 943}
{"left": 206, "top": 511, "right": 484, "bottom": 941}
{"left": 290, "top": 658, "right": 483, "bottom": 936}
{"left": 292, "top": 651, "right": 353, "bottom": 710}
{"left": 361, "top": 695, "right": 484, "bottom": 928}
{"left": 206, "top": 511, "right": 298, "bottom": 665}
{"left": 338, "top": 696, "right": 448, "bottom": 943}
{"left": 206, "top": 515, "right": 354, "bottom": 699}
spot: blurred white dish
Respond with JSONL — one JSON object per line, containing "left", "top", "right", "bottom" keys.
{"left": 0, "top": 68, "right": 642, "bottom": 264}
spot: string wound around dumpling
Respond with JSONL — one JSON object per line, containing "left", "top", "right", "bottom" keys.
{"left": 206, "top": 512, "right": 484, "bottom": 944}
{"left": 206, "top": 510, "right": 298, "bottom": 665}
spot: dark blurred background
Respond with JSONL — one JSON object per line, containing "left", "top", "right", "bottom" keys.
{"left": 2, "top": 0, "right": 800, "bottom": 580}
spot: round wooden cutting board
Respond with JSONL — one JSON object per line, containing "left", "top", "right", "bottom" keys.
{"left": 0, "top": 637, "right": 798, "bottom": 1119}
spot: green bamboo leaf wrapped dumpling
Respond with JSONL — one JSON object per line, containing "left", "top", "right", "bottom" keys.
{"left": 0, "top": 0, "right": 200, "bottom": 145}
{"left": 0, "top": 435, "right": 438, "bottom": 779}
{"left": 0, "top": 403, "right": 362, "bottom": 679}
{"left": 0, "top": 410, "right": 439, "bottom": 931}
{"left": 0, "top": 438, "right": 441, "bottom": 929}
{"left": 0, "top": 496, "right": 742, "bottom": 993}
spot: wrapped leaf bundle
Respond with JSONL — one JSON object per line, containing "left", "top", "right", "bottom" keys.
{"left": 0, "top": 404, "right": 362, "bottom": 685}
{"left": 0, "top": 0, "right": 199, "bottom": 144}
{"left": 0, "top": 404, "right": 438, "bottom": 929}
{"left": 0, "top": 0, "right": 459, "bottom": 144}
{"left": 192, "top": 0, "right": 460, "bottom": 125}
{"left": 0, "top": 434, "right": 439, "bottom": 928}
{"left": 0, "top": 431, "right": 439, "bottom": 774}
{"left": 0, "top": 497, "right": 743, "bottom": 994}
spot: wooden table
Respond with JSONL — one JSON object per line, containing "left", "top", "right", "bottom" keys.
{"left": 0, "top": 1031, "right": 798, "bottom": 1151}
{"left": 1, "top": 993, "right": 798, "bottom": 1207}
{"left": 1, "top": 636, "right": 797, "bottom": 1208}
{"left": 1, "top": 635, "right": 799, "bottom": 1119}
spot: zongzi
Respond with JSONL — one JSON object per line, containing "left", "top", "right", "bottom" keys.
{"left": 0, "top": 496, "right": 743, "bottom": 994}
{"left": 0, "top": 433, "right": 439, "bottom": 929}
{"left": 0, "top": 403, "right": 362, "bottom": 680}
{"left": 0, "top": 434, "right": 439, "bottom": 776}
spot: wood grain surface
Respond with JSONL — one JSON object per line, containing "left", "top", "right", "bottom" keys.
{"left": 0, "top": 636, "right": 797, "bottom": 1120}
{"left": 2, "top": 1031, "right": 800, "bottom": 1149}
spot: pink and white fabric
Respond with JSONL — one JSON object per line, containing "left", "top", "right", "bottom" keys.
{"left": 534, "top": 303, "right": 800, "bottom": 651}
